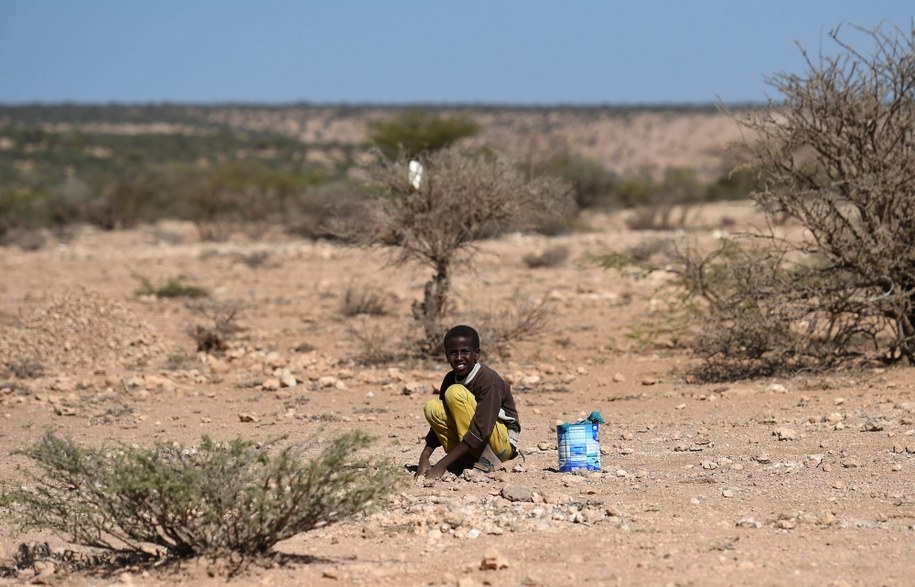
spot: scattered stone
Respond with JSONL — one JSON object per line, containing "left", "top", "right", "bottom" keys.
{"left": 767, "top": 383, "right": 787, "bottom": 393}
{"left": 238, "top": 412, "right": 259, "bottom": 423}
{"left": 480, "top": 550, "right": 509, "bottom": 570}
{"left": 641, "top": 376, "right": 659, "bottom": 386}
{"left": 804, "top": 454, "right": 824, "bottom": 468}
{"left": 842, "top": 458, "right": 861, "bottom": 469}
{"left": 862, "top": 418, "right": 885, "bottom": 432}
{"left": 401, "top": 381, "right": 426, "bottom": 396}
{"left": 736, "top": 517, "right": 762, "bottom": 529}
{"left": 774, "top": 428, "right": 798, "bottom": 441}
{"left": 261, "top": 378, "right": 280, "bottom": 391}
{"left": 501, "top": 486, "right": 535, "bottom": 503}
{"left": 722, "top": 489, "right": 735, "bottom": 498}
{"left": 612, "top": 372, "right": 626, "bottom": 383}
{"left": 537, "top": 441, "right": 555, "bottom": 451}
{"left": 278, "top": 370, "right": 297, "bottom": 388}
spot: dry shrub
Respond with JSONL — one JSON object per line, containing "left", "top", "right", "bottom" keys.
{"left": 522, "top": 245, "right": 570, "bottom": 269}
{"left": 470, "top": 294, "right": 553, "bottom": 357}
{"left": 345, "top": 318, "right": 405, "bottom": 365}
{"left": 672, "top": 239, "right": 878, "bottom": 382}
{"left": 731, "top": 23, "right": 915, "bottom": 366}
{"left": 2, "top": 430, "right": 401, "bottom": 562}
{"left": 188, "top": 301, "right": 244, "bottom": 353}
{"left": 341, "top": 285, "right": 392, "bottom": 317}
{"left": 347, "top": 147, "right": 575, "bottom": 353}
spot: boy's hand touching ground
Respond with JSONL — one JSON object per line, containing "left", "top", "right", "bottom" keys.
{"left": 415, "top": 445, "right": 434, "bottom": 479}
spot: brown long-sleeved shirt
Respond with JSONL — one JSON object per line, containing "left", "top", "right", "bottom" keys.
{"left": 424, "top": 363, "right": 521, "bottom": 453}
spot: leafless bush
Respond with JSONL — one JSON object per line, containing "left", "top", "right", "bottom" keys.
{"left": 726, "top": 23, "right": 915, "bottom": 367}
{"left": 522, "top": 245, "right": 570, "bottom": 269}
{"left": 470, "top": 294, "right": 553, "bottom": 357}
{"left": 3, "top": 357, "right": 45, "bottom": 379}
{"left": 345, "top": 318, "right": 405, "bottom": 365}
{"left": 188, "top": 301, "right": 245, "bottom": 353}
{"left": 345, "top": 148, "right": 575, "bottom": 353}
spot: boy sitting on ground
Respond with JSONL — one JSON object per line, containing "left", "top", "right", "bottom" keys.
{"left": 416, "top": 325, "right": 521, "bottom": 479}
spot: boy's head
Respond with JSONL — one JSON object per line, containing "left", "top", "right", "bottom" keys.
{"left": 443, "top": 325, "right": 480, "bottom": 378}
{"left": 444, "top": 325, "right": 480, "bottom": 351}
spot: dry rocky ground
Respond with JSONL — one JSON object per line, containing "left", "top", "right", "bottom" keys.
{"left": 1, "top": 203, "right": 913, "bottom": 587}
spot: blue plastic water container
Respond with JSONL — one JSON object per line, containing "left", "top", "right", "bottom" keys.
{"left": 557, "top": 422, "right": 601, "bottom": 472}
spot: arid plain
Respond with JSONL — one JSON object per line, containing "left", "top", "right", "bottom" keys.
{"left": 1, "top": 108, "right": 914, "bottom": 586}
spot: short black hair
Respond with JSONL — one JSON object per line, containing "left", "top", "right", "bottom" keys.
{"left": 443, "top": 325, "right": 480, "bottom": 351}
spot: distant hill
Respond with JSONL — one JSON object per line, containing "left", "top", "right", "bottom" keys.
{"left": 0, "top": 103, "right": 756, "bottom": 180}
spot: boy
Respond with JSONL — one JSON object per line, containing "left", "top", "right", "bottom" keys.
{"left": 416, "top": 325, "right": 521, "bottom": 479}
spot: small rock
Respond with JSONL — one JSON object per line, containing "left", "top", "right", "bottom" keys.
{"left": 480, "top": 549, "right": 509, "bottom": 570}
{"left": 722, "top": 489, "right": 734, "bottom": 498}
{"left": 842, "top": 458, "right": 861, "bottom": 469}
{"left": 736, "top": 517, "right": 761, "bottom": 529}
{"left": 238, "top": 412, "right": 259, "bottom": 423}
{"left": 612, "top": 373, "right": 626, "bottom": 383}
{"left": 862, "top": 418, "right": 885, "bottom": 432}
{"left": 774, "top": 428, "right": 797, "bottom": 441}
{"left": 501, "top": 486, "right": 535, "bottom": 503}
{"left": 641, "top": 377, "right": 659, "bottom": 386}
{"left": 261, "top": 378, "right": 281, "bottom": 391}
{"left": 401, "top": 381, "right": 425, "bottom": 396}
{"left": 767, "top": 383, "right": 787, "bottom": 393}
{"left": 278, "top": 370, "right": 297, "bottom": 388}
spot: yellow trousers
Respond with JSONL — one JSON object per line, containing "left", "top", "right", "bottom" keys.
{"left": 423, "top": 384, "right": 513, "bottom": 462}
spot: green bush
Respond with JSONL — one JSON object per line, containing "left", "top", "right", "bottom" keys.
{"left": 534, "top": 154, "right": 618, "bottom": 209}
{"left": 367, "top": 110, "right": 481, "bottom": 160}
{"left": 3, "top": 430, "right": 401, "bottom": 559}
{"left": 134, "top": 275, "right": 209, "bottom": 299}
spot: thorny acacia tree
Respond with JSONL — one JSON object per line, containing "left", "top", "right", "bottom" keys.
{"left": 365, "top": 147, "right": 574, "bottom": 352}
{"left": 731, "top": 23, "right": 915, "bottom": 368}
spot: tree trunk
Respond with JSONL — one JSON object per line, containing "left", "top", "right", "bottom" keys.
{"left": 412, "top": 262, "right": 450, "bottom": 353}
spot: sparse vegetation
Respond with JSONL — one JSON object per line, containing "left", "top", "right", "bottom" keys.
{"left": 341, "top": 285, "right": 392, "bottom": 317}
{"left": 134, "top": 274, "right": 209, "bottom": 299}
{"left": 471, "top": 294, "right": 554, "bottom": 357}
{"left": 3, "top": 357, "right": 45, "bottom": 379}
{"left": 188, "top": 301, "right": 244, "bottom": 353}
{"left": 2, "top": 430, "right": 401, "bottom": 561}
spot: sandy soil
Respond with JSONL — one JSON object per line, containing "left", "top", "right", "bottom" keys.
{"left": 1, "top": 203, "right": 913, "bottom": 587}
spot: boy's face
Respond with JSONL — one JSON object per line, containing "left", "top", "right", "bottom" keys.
{"left": 444, "top": 335, "right": 479, "bottom": 379}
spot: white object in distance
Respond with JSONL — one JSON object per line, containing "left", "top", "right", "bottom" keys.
{"left": 408, "top": 160, "right": 423, "bottom": 190}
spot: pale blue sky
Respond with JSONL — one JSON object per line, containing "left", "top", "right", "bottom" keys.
{"left": 0, "top": 1, "right": 912, "bottom": 105}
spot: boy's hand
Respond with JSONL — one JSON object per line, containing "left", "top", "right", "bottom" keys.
{"left": 424, "top": 461, "right": 449, "bottom": 479}
{"left": 415, "top": 446, "right": 434, "bottom": 479}
{"left": 415, "top": 457, "right": 431, "bottom": 479}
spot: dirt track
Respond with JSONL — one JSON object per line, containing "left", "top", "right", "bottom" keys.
{"left": 1, "top": 204, "right": 914, "bottom": 586}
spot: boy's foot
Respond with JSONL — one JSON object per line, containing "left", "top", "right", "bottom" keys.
{"left": 473, "top": 445, "right": 501, "bottom": 473}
